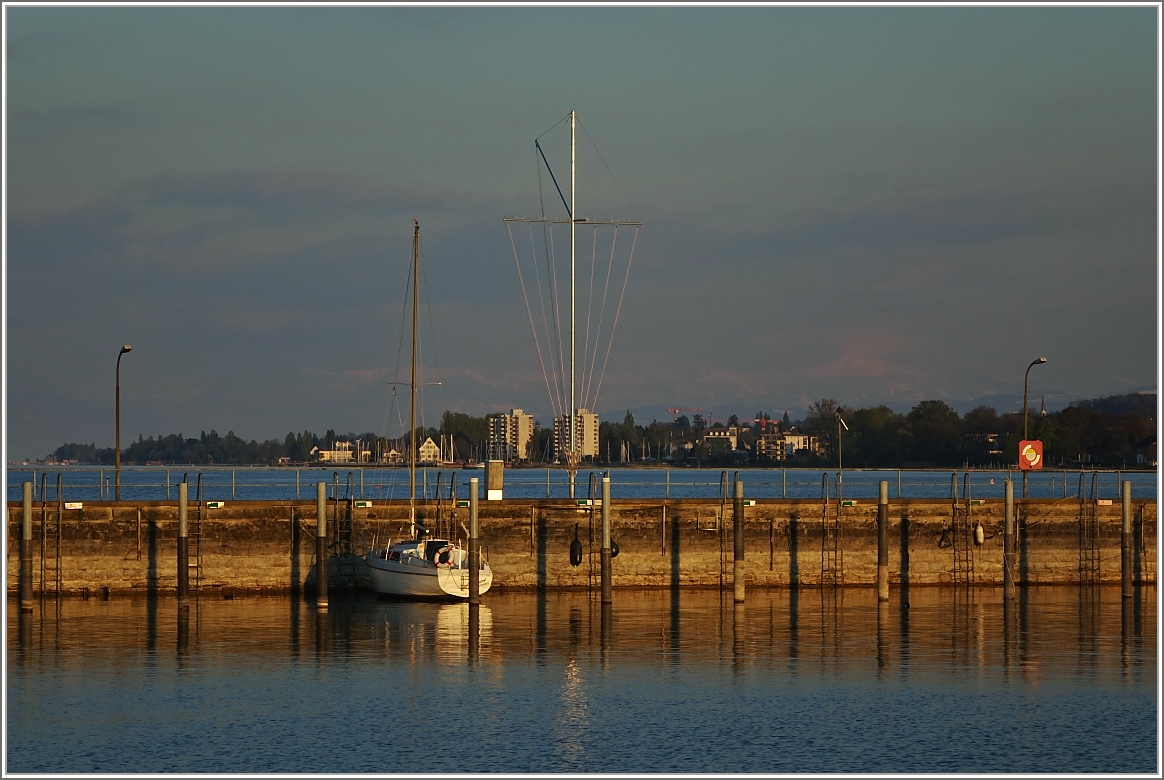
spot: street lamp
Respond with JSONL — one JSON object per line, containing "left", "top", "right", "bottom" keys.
{"left": 115, "top": 344, "right": 132, "bottom": 501}
{"left": 1021, "top": 356, "right": 1047, "bottom": 498}
{"left": 836, "top": 406, "right": 848, "bottom": 489}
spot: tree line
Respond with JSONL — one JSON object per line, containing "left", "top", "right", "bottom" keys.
{"left": 47, "top": 393, "right": 1155, "bottom": 469}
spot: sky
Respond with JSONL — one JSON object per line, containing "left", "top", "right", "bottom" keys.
{"left": 4, "top": 5, "right": 1160, "bottom": 460}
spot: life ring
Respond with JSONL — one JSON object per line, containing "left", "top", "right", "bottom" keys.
{"left": 434, "top": 545, "right": 453, "bottom": 567}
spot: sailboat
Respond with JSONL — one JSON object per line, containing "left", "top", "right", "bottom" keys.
{"left": 365, "top": 220, "right": 494, "bottom": 599}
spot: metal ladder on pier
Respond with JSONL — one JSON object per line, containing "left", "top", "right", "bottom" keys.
{"left": 331, "top": 472, "right": 356, "bottom": 554}
{"left": 587, "top": 473, "right": 600, "bottom": 596}
{"left": 189, "top": 474, "right": 205, "bottom": 591}
{"left": 950, "top": 473, "right": 976, "bottom": 588}
{"left": 40, "top": 474, "right": 63, "bottom": 597}
{"left": 1078, "top": 472, "right": 1101, "bottom": 586}
{"left": 718, "top": 471, "right": 731, "bottom": 591}
{"left": 821, "top": 473, "right": 843, "bottom": 587}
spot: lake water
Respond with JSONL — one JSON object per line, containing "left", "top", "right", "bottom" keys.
{"left": 6, "top": 586, "right": 1157, "bottom": 773}
{"left": 7, "top": 465, "right": 1156, "bottom": 503}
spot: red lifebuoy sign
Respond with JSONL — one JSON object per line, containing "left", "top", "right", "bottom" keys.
{"left": 1018, "top": 440, "right": 1043, "bottom": 470}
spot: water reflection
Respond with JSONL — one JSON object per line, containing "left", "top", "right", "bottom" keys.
{"left": 554, "top": 657, "right": 590, "bottom": 767}
{"left": 7, "top": 586, "right": 1157, "bottom": 774}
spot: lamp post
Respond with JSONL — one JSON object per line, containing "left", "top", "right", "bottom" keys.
{"left": 1021, "top": 356, "right": 1047, "bottom": 498}
{"left": 115, "top": 344, "right": 132, "bottom": 501}
{"left": 835, "top": 407, "right": 848, "bottom": 492}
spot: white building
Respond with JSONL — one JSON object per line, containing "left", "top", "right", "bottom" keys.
{"left": 488, "top": 408, "right": 535, "bottom": 461}
{"left": 312, "top": 441, "right": 371, "bottom": 463}
{"left": 554, "top": 408, "right": 599, "bottom": 461}
{"left": 417, "top": 437, "right": 441, "bottom": 465}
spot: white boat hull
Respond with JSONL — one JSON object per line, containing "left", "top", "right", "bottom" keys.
{"left": 366, "top": 546, "right": 493, "bottom": 599}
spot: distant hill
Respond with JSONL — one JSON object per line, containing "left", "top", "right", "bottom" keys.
{"left": 1075, "top": 392, "right": 1157, "bottom": 418}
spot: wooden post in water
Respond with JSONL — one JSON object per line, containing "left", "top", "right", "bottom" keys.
{"left": 316, "top": 482, "right": 328, "bottom": 610}
{"left": 1121, "top": 480, "right": 1133, "bottom": 599}
{"left": 469, "top": 477, "right": 480, "bottom": 605}
{"left": 600, "top": 474, "right": 612, "bottom": 604}
{"left": 468, "top": 477, "right": 480, "bottom": 659}
{"left": 1003, "top": 479, "right": 1015, "bottom": 600}
{"left": 20, "top": 482, "right": 33, "bottom": 613}
{"left": 877, "top": 481, "right": 889, "bottom": 602}
{"left": 733, "top": 476, "right": 745, "bottom": 603}
{"left": 177, "top": 481, "right": 189, "bottom": 606}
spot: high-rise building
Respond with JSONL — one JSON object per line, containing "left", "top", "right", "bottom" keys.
{"left": 553, "top": 408, "right": 599, "bottom": 461}
{"left": 487, "top": 408, "right": 535, "bottom": 461}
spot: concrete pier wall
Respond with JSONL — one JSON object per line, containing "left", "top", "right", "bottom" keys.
{"left": 6, "top": 497, "right": 1157, "bottom": 594}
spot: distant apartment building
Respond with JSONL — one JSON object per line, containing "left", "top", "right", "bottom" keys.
{"left": 755, "top": 429, "right": 820, "bottom": 461}
{"left": 487, "top": 408, "right": 535, "bottom": 461}
{"left": 554, "top": 408, "right": 599, "bottom": 461}
{"left": 703, "top": 425, "right": 740, "bottom": 452}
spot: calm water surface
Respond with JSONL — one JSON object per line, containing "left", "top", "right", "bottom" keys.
{"left": 6, "top": 586, "right": 1158, "bottom": 773}
{"left": 8, "top": 465, "right": 1156, "bottom": 502}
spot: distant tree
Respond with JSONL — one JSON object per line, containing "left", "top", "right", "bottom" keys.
{"left": 529, "top": 425, "right": 554, "bottom": 462}
{"left": 847, "top": 406, "right": 910, "bottom": 467}
{"left": 963, "top": 405, "right": 1002, "bottom": 435}
{"left": 782, "top": 411, "right": 792, "bottom": 429}
{"left": 691, "top": 414, "right": 707, "bottom": 435}
{"left": 906, "top": 400, "right": 963, "bottom": 466}
{"left": 728, "top": 414, "right": 740, "bottom": 428}
{"left": 805, "top": 399, "right": 841, "bottom": 458}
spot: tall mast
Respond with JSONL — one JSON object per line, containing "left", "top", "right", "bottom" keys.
{"left": 410, "top": 219, "right": 419, "bottom": 530}
{"left": 570, "top": 109, "right": 576, "bottom": 464}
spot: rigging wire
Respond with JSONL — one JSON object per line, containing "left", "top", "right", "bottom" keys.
{"left": 582, "top": 224, "right": 619, "bottom": 410}
{"left": 579, "top": 119, "right": 639, "bottom": 217}
{"left": 534, "top": 112, "right": 572, "bottom": 143}
{"left": 589, "top": 226, "right": 639, "bottom": 410}
{"left": 534, "top": 153, "right": 566, "bottom": 417}
{"left": 579, "top": 224, "right": 596, "bottom": 410}
{"left": 547, "top": 223, "right": 568, "bottom": 418}
{"left": 507, "top": 222, "right": 560, "bottom": 422}
{"left": 419, "top": 234, "right": 448, "bottom": 457}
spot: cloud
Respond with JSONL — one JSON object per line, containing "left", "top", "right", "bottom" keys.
{"left": 6, "top": 202, "right": 134, "bottom": 271}
{"left": 8, "top": 102, "right": 137, "bottom": 136}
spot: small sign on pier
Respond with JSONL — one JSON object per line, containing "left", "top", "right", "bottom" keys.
{"left": 206, "top": 501, "right": 225, "bottom": 509}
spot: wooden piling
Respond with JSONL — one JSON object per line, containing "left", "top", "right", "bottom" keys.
{"left": 316, "top": 482, "right": 328, "bottom": 610}
{"left": 1003, "top": 479, "right": 1015, "bottom": 600}
{"left": 177, "top": 481, "right": 189, "bottom": 606}
{"left": 733, "top": 477, "right": 744, "bottom": 603}
{"left": 1121, "top": 480, "right": 1133, "bottom": 598}
{"left": 469, "top": 478, "right": 480, "bottom": 605}
{"left": 468, "top": 602, "right": 480, "bottom": 661}
{"left": 877, "top": 481, "right": 889, "bottom": 602}
{"left": 600, "top": 474, "right": 612, "bottom": 604}
{"left": 20, "top": 482, "right": 33, "bottom": 612}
